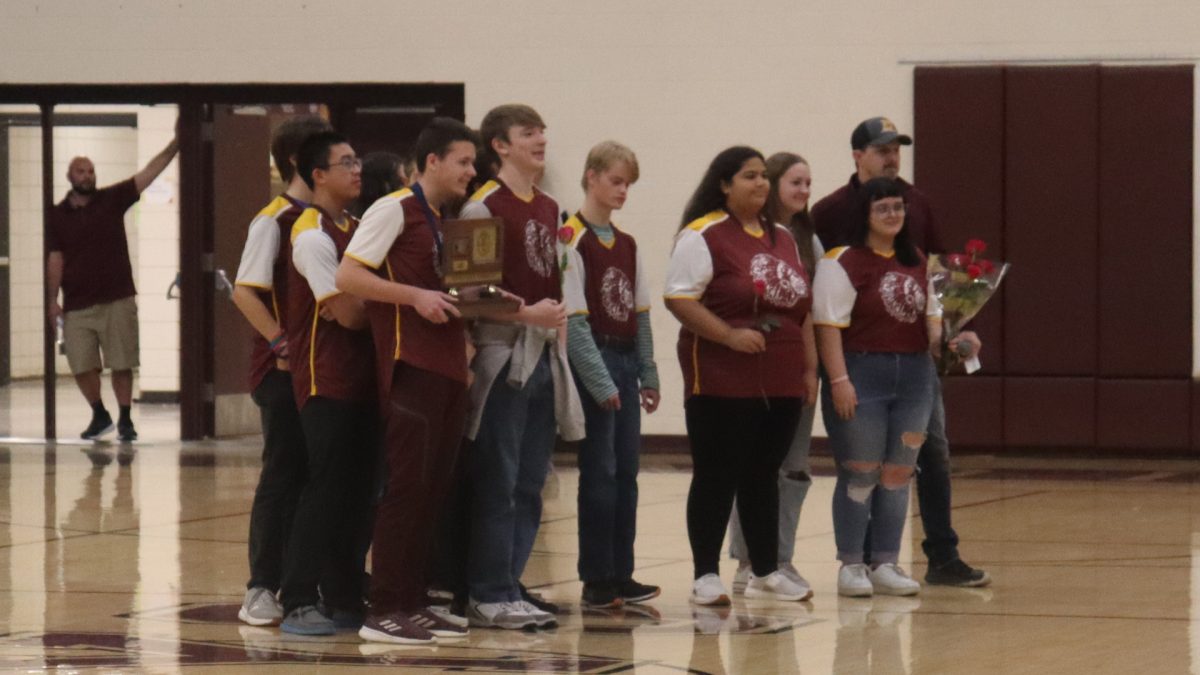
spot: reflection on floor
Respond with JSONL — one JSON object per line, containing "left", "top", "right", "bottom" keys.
{"left": 2, "top": 397, "right": 1199, "bottom": 672}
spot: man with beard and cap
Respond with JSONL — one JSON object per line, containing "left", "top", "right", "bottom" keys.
{"left": 47, "top": 131, "right": 179, "bottom": 442}
{"left": 810, "top": 116, "right": 990, "bottom": 589}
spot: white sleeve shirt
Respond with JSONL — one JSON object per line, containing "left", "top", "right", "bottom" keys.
{"left": 663, "top": 228, "right": 713, "bottom": 300}
{"left": 234, "top": 213, "right": 281, "bottom": 288}
{"left": 345, "top": 196, "right": 406, "bottom": 270}
{"left": 292, "top": 228, "right": 341, "bottom": 301}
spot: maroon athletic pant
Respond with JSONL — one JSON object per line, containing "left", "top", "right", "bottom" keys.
{"left": 368, "top": 363, "right": 467, "bottom": 614}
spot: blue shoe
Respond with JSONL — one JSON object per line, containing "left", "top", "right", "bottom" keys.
{"left": 280, "top": 605, "right": 335, "bottom": 635}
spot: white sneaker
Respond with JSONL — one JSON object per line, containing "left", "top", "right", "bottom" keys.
{"left": 731, "top": 562, "right": 751, "bottom": 594}
{"left": 690, "top": 573, "right": 731, "bottom": 606}
{"left": 513, "top": 599, "right": 557, "bottom": 628}
{"left": 427, "top": 604, "right": 469, "bottom": 628}
{"left": 237, "top": 587, "right": 283, "bottom": 626}
{"left": 467, "top": 599, "right": 538, "bottom": 630}
{"left": 745, "top": 570, "right": 813, "bottom": 601}
{"left": 779, "top": 562, "right": 813, "bottom": 596}
{"left": 838, "top": 563, "right": 874, "bottom": 597}
{"left": 869, "top": 563, "right": 921, "bottom": 596}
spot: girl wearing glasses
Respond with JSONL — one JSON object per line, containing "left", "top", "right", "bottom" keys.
{"left": 812, "top": 176, "right": 941, "bottom": 598}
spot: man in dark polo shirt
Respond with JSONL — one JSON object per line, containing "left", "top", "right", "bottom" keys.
{"left": 810, "top": 116, "right": 990, "bottom": 588}
{"left": 47, "top": 133, "right": 179, "bottom": 441}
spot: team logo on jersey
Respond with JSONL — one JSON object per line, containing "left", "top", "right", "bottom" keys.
{"left": 600, "top": 267, "right": 634, "bottom": 322}
{"left": 524, "top": 220, "right": 557, "bottom": 278}
{"left": 749, "top": 253, "right": 808, "bottom": 308}
{"left": 879, "top": 271, "right": 925, "bottom": 323}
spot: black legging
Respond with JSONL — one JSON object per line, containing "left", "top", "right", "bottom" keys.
{"left": 684, "top": 395, "right": 803, "bottom": 578}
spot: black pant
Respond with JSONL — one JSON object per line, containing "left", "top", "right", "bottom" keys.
{"left": 684, "top": 395, "right": 803, "bottom": 578}
{"left": 280, "top": 396, "right": 378, "bottom": 613}
{"left": 430, "top": 438, "right": 473, "bottom": 604}
{"left": 247, "top": 370, "right": 307, "bottom": 591}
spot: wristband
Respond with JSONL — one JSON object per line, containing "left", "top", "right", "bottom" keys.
{"left": 830, "top": 375, "right": 850, "bottom": 385}
{"left": 268, "top": 331, "right": 288, "bottom": 357}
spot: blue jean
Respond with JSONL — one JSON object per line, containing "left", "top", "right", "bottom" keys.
{"left": 728, "top": 402, "right": 814, "bottom": 564}
{"left": 824, "top": 352, "right": 935, "bottom": 565}
{"left": 468, "top": 352, "right": 559, "bottom": 602}
{"left": 574, "top": 347, "right": 642, "bottom": 583}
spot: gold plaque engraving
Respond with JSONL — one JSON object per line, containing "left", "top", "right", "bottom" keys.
{"left": 439, "top": 217, "right": 521, "bottom": 318}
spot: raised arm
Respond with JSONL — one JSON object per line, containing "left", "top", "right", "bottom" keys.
{"left": 133, "top": 134, "right": 180, "bottom": 193}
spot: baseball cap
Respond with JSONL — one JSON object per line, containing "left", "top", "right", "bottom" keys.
{"left": 851, "top": 117, "right": 913, "bottom": 150}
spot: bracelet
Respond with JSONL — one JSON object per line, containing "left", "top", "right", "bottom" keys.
{"left": 830, "top": 375, "right": 850, "bottom": 385}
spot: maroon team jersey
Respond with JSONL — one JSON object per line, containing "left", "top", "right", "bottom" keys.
{"left": 814, "top": 246, "right": 931, "bottom": 354}
{"left": 567, "top": 215, "right": 640, "bottom": 339}
{"left": 464, "top": 179, "right": 561, "bottom": 304}
{"left": 48, "top": 178, "right": 140, "bottom": 312}
{"left": 347, "top": 187, "right": 468, "bottom": 401}
{"left": 666, "top": 211, "right": 813, "bottom": 399}
{"left": 286, "top": 207, "right": 375, "bottom": 409}
{"left": 243, "top": 194, "right": 306, "bottom": 393}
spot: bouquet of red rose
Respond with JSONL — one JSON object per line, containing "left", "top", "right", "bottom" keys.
{"left": 928, "top": 239, "right": 1010, "bottom": 374}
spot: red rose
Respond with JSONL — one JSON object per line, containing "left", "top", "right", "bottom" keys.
{"left": 964, "top": 238, "right": 988, "bottom": 255}
{"left": 980, "top": 259, "right": 995, "bottom": 274}
{"left": 753, "top": 279, "right": 767, "bottom": 296}
{"left": 966, "top": 263, "right": 983, "bottom": 279}
{"left": 558, "top": 226, "right": 574, "bottom": 244}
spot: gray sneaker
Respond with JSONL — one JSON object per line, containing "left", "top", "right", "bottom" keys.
{"left": 238, "top": 587, "right": 283, "bottom": 627}
{"left": 468, "top": 599, "right": 538, "bottom": 630}
{"left": 280, "top": 604, "right": 336, "bottom": 635}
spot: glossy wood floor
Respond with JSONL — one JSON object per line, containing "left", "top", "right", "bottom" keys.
{"left": 0, "top": 382, "right": 1196, "bottom": 673}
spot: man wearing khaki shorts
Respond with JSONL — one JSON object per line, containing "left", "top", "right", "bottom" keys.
{"left": 47, "top": 132, "right": 179, "bottom": 441}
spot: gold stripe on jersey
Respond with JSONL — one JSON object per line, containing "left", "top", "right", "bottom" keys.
{"left": 384, "top": 186, "right": 413, "bottom": 201}
{"left": 824, "top": 246, "right": 850, "bottom": 260}
{"left": 256, "top": 194, "right": 294, "bottom": 219}
{"left": 384, "top": 260, "right": 402, "bottom": 361}
{"left": 468, "top": 180, "right": 502, "bottom": 203}
{"left": 685, "top": 210, "right": 728, "bottom": 233}
{"left": 290, "top": 208, "right": 321, "bottom": 244}
{"left": 308, "top": 307, "right": 320, "bottom": 396}
{"left": 691, "top": 334, "right": 701, "bottom": 395}
{"left": 271, "top": 290, "right": 281, "bottom": 323}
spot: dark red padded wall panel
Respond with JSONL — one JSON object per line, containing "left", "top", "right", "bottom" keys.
{"left": 1098, "top": 66, "right": 1193, "bottom": 377}
{"left": 1004, "top": 377, "right": 1095, "bottom": 448}
{"left": 940, "top": 376, "right": 1004, "bottom": 447}
{"left": 1004, "top": 67, "right": 1099, "bottom": 376}
{"left": 1097, "top": 379, "right": 1190, "bottom": 450}
{"left": 914, "top": 67, "right": 1006, "bottom": 375}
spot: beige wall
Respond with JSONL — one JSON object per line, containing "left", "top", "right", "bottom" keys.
{"left": 2, "top": 1, "right": 1196, "bottom": 434}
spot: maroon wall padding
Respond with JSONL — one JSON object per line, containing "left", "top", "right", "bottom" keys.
{"left": 1004, "top": 377, "right": 1096, "bottom": 448}
{"left": 1004, "top": 67, "right": 1100, "bottom": 377}
{"left": 913, "top": 66, "right": 1006, "bottom": 375}
{"left": 1096, "top": 379, "right": 1190, "bottom": 450}
{"left": 1098, "top": 66, "right": 1194, "bottom": 377}
{"left": 940, "top": 376, "right": 1004, "bottom": 447}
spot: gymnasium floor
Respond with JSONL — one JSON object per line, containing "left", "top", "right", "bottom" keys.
{"left": 0, "top": 381, "right": 1194, "bottom": 673}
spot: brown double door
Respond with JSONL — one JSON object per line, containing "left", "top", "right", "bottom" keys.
{"left": 914, "top": 64, "right": 1194, "bottom": 452}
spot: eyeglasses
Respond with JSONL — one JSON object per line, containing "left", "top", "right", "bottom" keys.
{"left": 870, "top": 202, "right": 905, "bottom": 216}
{"left": 321, "top": 156, "right": 363, "bottom": 171}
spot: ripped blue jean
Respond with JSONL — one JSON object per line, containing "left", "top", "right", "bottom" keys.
{"left": 823, "top": 352, "right": 935, "bottom": 565}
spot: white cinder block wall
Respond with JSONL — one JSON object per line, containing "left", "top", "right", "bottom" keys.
{"left": 1, "top": 0, "right": 1197, "bottom": 434}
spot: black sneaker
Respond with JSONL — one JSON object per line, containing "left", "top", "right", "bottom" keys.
{"left": 616, "top": 579, "right": 661, "bottom": 604}
{"left": 81, "top": 410, "right": 115, "bottom": 440}
{"left": 518, "top": 583, "right": 559, "bottom": 615}
{"left": 117, "top": 419, "right": 138, "bottom": 442}
{"left": 581, "top": 582, "right": 623, "bottom": 609}
{"left": 925, "top": 558, "right": 991, "bottom": 587}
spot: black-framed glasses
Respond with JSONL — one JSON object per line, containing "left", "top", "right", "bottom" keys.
{"left": 321, "top": 156, "right": 363, "bottom": 171}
